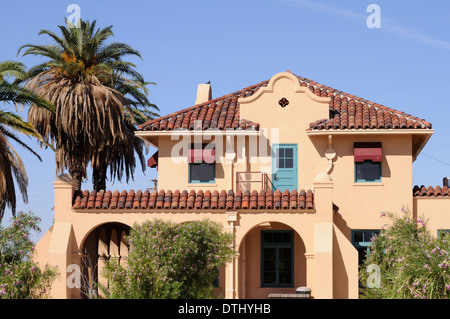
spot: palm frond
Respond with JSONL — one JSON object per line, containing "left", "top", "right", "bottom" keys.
{"left": 0, "top": 60, "right": 56, "bottom": 221}
{"left": 0, "top": 125, "right": 42, "bottom": 161}
{"left": 0, "top": 61, "right": 27, "bottom": 83}
{"left": 17, "top": 43, "right": 64, "bottom": 62}
{"left": 0, "top": 82, "right": 55, "bottom": 113}
{"left": 20, "top": 18, "right": 158, "bottom": 191}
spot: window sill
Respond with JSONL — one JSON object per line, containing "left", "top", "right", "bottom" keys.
{"left": 187, "top": 183, "right": 217, "bottom": 187}
{"left": 353, "top": 182, "right": 384, "bottom": 186}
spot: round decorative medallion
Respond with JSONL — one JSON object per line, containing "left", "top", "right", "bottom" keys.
{"left": 278, "top": 97, "right": 289, "bottom": 108}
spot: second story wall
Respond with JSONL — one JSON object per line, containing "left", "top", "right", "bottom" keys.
{"left": 327, "top": 133, "right": 413, "bottom": 230}
{"left": 153, "top": 71, "right": 418, "bottom": 232}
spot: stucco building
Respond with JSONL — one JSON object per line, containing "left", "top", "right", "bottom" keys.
{"left": 35, "top": 71, "right": 450, "bottom": 299}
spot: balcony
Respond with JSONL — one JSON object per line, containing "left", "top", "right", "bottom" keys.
{"left": 236, "top": 171, "right": 268, "bottom": 192}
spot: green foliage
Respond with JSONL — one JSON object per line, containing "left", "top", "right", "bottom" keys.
{"left": 0, "top": 60, "right": 54, "bottom": 221}
{"left": 0, "top": 211, "right": 58, "bottom": 298}
{"left": 103, "top": 219, "right": 235, "bottom": 299}
{"left": 360, "top": 207, "right": 450, "bottom": 299}
{"left": 18, "top": 19, "right": 158, "bottom": 191}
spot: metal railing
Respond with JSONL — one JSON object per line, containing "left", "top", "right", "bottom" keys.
{"left": 236, "top": 171, "right": 268, "bottom": 192}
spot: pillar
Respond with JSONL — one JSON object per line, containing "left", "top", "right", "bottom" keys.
{"left": 312, "top": 173, "right": 334, "bottom": 299}
{"left": 225, "top": 211, "right": 238, "bottom": 299}
{"left": 46, "top": 174, "right": 77, "bottom": 298}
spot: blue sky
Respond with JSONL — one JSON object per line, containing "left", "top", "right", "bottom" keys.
{"left": 1, "top": 0, "right": 450, "bottom": 241}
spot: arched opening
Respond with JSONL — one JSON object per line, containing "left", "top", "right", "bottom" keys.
{"left": 238, "top": 221, "right": 306, "bottom": 299}
{"left": 80, "top": 222, "right": 130, "bottom": 298}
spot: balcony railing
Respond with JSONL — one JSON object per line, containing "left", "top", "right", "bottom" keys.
{"left": 236, "top": 171, "right": 268, "bottom": 192}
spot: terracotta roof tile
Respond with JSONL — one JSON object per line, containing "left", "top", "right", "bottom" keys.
{"left": 138, "top": 73, "right": 431, "bottom": 133}
{"left": 309, "top": 92, "right": 431, "bottom": 130}
{"left": 138, "top": 81, "right": 267, "bottom": 132}
{"left": 250, "top": 190, "right": 258, "bottom": 209}
{"left": 290, "top": 190, "right": 297, "bottom": 209}
{"left": 413, "top": 185, "right": 450, "bottom": 197}
{"left": 73, "top": 189, "right": 315, "bottom": 210}
{"left": 258, "top": 190, "right": 266, "bottom": 209}
{"left": 179, "top": 190, "right": 188, "bottom": 209}
{"left": 266, "top": 190, "right": 274, "bottom": 209}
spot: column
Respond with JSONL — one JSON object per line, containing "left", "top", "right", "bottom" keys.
{"left": 312, "top": 173, "right": 334, "bottom": 299}
{"left": 225, "top": 211, "right": 238, "bottom": 299}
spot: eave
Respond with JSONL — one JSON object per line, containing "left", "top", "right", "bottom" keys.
{"left": 135, "top": 129, "right": 262, "bottom": 148}
{"left": 307, "top": 128, "right": 434, "bottom": 161}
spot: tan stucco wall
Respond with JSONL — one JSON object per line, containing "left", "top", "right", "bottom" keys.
{"left": 157, "top": 134, "right": 234, "bottom": 191}
{"left": 329, "top": 133, "right": 413, "bottom": 232}
{"left": 238, "top": 71, "right": 330, "bottom": 192}
{"left": 414, "top": 197, "right": 450, "bottom": 235}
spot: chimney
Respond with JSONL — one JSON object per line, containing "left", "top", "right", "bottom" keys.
{"left": 195, "top": 82, "right": 212, "bottom": 105}
{"left": 444, "top": 177, "right": 450, "bottom": 187}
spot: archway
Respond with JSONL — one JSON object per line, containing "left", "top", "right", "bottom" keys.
{"left": 237, "top": 221, "right": 306, "bottom": 299}
{"left": 80, "top": 222, "right": 130, "bottom": 298}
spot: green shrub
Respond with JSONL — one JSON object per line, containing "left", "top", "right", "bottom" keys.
{"left": 103, "top": 219, "right": 235, "bottom": 299}
{"left": 0, "top": 211, "right": 58, "bottom": 298}
{"left": 360, "top": 207, "right": 450, "bottom": 299}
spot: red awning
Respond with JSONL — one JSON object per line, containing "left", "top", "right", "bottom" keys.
{"left": 188, "top": 148, "right": 215, "bottom": 163}
{"left": 354, "top": 147, "right": 382, "bottom": 162}
{"left": 203, "top": 148, "right": 215, "bottom": 163}
{"left": 147, "top": 151, "right": 158, "bottom": 168}
{"left": 188, "top": 149, "right": 203, "bottom": 163}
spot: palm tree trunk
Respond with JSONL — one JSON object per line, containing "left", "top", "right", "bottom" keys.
{"left": 69, "top": 159, "right": 84, "bottom": 191}
{"left": 93, "top": 164, "right": 107, "bottom": 191}
{"left": 69, "top": 140, "right": 85, "bottom": 191}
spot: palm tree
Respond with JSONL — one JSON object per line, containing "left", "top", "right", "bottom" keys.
{"left": 113, "top": 71, "right": 159, "bottom": 125}
{"left": 0, "top": 61, "right": 55, "bottom": 221}
{"left": 18, "top": 19, "right": 158, "bottom": 191}
{"left": 90, "top": 72, "right": 159, "bottom": 191}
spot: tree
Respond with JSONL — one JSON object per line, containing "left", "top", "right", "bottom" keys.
{"left": 0, "top": 61, "right": 55, "bottom": 221}
{"left": 90, "top": 73, "right": 159, "bottom": 191}
{"left": 102, "top": 219, "right": 235, "bottom": 299}
{"left": 0, "top": 211, "right": 58, "bottom": 298}
{"left": 18, "top": 19, "right": 158, "bottom": 191}
{"left": 360, "top": 207, "right": 450, "bottom": 299}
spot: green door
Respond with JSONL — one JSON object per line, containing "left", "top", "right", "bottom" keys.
{"left": 272, "top": 144, "right": 298, "bottom": 191}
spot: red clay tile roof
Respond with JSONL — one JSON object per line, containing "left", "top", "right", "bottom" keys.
{"left": 138, "top": 81, "right": 268, "bottom": 131}
{"left": 138, "top": 73, "right": 431, "bottom": 132}
{"left": 309, "top": 93, "right": 431, "bottom": 130}
{"left": 413, "top": 185, "right": 450, "bottom": 197}
{"left": 72, "top": 189, "right": 314, "bottom": 210}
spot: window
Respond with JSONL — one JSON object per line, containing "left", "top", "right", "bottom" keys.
{"left": 438, "top": 229, "right": 450, "bottom": 238}
{"left": 188, "top": 143, "right": 215, "bottom": 183}
{"left": 276, "top": 147, "right": 294, "bottom": 169}
{"left": 261, "top": 231, "right": 294, "bottom": 287}
{"left": 189, "top": 163, "right": 215, "bottom": 183}
{"left": 355, "top": 161, "right": 381, "bottom": 182}
{"left": 351, "top": 230, "right": 380, "bottom": 265}
{"left": 212, "top": 268, "right": 219, "bottom": 288}
{"left": 354, "top": 142, "right": 382, "bottom": 183}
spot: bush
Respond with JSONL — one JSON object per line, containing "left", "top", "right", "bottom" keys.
{"left": 0, "top": 211, "right": 58, "bottom": 298}
{"left": 103, "top": 219, "right": 235, "bottom": 299}
{"left": 360, "top": 207, "right": 450, "bottom": 299}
